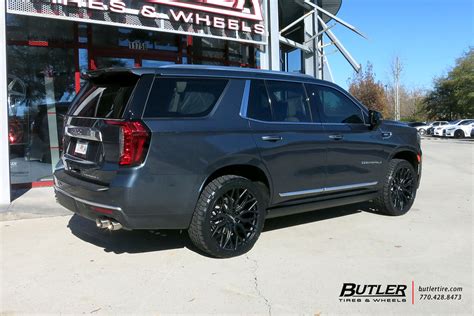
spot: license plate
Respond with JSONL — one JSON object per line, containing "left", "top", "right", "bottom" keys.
{"left": 75, "top": 140, "right": 88, "bottom": 156}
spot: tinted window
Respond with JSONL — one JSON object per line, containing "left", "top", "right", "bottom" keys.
{"left": 305, "top": 84, "right": 323, "bottom": 123}
{"left": 144, "top": 78, "right": 228, "bottom": 117}
{"left": 247, "top": 80, "right": 272, "bottom": 121}
{"left": 69, "top": 82, "right": 135, "bottom": 118}
{"left": 310, "top": 85, "right": 364, "bottom": 124}
{"left": 265, "top": 81, "right": 311, "bottom": 123}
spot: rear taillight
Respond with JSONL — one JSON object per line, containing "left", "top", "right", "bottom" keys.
{"left": 105, "top": 120, "right": 150, "bottom": 166}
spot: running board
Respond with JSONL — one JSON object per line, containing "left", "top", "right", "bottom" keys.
{"left": 266, "top": 192, "right": 378, "bottom": 219}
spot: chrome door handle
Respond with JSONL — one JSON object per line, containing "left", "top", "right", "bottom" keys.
{"left": 261, "top": 135, "right": 283, "bottom": 142}
{"left": 381, "top": 132, "right": 392, "bottom": 139}
{"left": 329, "top": 134, "right": 344, "bottom": 141}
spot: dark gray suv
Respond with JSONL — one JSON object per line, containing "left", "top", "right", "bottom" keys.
{"left": 54, "top": 65, "right": 422, "bottom": 257}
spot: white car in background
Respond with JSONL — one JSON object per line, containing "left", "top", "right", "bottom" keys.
{"left": 417, "top": 121, "right": 449, "bottom": 135}
{"left": 433, "top": 119, "right": 472, "bottom": 137}
{"left": 445, "top": 120, "right": 474, "bottom": 138}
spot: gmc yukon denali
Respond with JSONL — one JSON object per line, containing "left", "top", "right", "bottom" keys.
{"left": 54, "top": 65, "right": 422, "bottom": 257}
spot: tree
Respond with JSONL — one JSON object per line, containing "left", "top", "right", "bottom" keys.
{"left": 391, "top": 56, "right": 403, "bottom": 121}
{"left": 423, "top": 48, "right": 474, "bottom": 120}
{"left": 348, "top": 62, "right": 388, "bottom": 115}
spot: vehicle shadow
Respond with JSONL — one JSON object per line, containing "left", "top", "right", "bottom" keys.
{"left": 67, "top": 202, "right": 374, "bottom": 255}
{"left": 263, "top": 202, "right": 369, "bottom": 232}
{"left": 67, "top": 215, "right": 192, "bottom": 255}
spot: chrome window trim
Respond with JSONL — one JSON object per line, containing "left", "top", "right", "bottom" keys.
{"left": 279, "top": 181, "right": 378, "bottom": 198}
{"left": 55, "top": 186, "right": 121, "bottom": 211}
{"left": 239, "top": 80, "right": 251, "bottom": 118}
{"left": 245, "top": 116, "right": 324, "bottom": 126}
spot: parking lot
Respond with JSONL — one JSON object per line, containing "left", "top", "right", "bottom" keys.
{"left": 0, "top": 138, "right": 472, "bottom": 315}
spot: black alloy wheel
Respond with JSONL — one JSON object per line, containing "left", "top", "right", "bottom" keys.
{"left": 210, "top": 188, "right": 259, "bottom": 251}
{"left": 188, "top": 175, "right": 267, "bottom": 258}
{"left": 389, "top": 166, "right": 416, "bottom": 213}
{"left": 374, "top": 159, "right": 417, "bottom": 216}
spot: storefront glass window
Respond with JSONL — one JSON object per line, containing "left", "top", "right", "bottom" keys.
{"left": 6, "top": 15, "right": 74, "bottom": 43}
{"left": 95, "top": 57, "right": 135, "bottom": 69}
{"left": 92, "top": 25, "right": 179, "bottom": 52}
{"left": 7, "top": 45, "right": 75, "bottom": 184}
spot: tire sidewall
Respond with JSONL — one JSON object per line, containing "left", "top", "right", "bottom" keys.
{"left": 199, "top": 177, "right": 266, "bottom": 258}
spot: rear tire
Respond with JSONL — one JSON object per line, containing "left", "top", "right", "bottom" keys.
{"left": 188, "top": 175, "right": 267, "bottom": 258}
{"left": 454, "top": 130, "right": 465, "bottom": 138}
{"left": 419, "top": 128, "right": 426, "bottom": 136}
{"left": 374, "top": 159, "right": 417, "bottom": 216}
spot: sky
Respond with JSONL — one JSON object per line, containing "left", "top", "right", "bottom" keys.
{"left": 289, "top": 0, "right": 474, "bottom": 90}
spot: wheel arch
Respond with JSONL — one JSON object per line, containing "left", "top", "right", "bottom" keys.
{"left": 200, "top": 163, "right": 272, "bottom": 199}
{"left": 390, "top": 149, "right": 419, "bottom": 170}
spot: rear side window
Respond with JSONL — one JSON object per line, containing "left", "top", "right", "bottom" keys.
{"left": 144, "top": 78, "right": 228, "bottom": 118}
{"left": 68, "top": 82, "right": 136, "bottom": 118}
{"left": 247, "top": 80, "right": 312, "bottom": 123}
{"left": 266, "top": 81, "right": 311, "bottom": 123}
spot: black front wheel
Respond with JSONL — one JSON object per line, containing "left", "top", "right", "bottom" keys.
{"left": 374, "top": 159, "right": 418, "bottom": 216}
{"left": 188, "top": 175, "right": 267, "bottom": 258}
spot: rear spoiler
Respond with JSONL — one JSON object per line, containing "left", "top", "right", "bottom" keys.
{"left": 81, "top": 68, "right": 154, "bottom": 84}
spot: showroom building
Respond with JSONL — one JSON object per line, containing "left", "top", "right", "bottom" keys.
{"left": 0, "top": 0, "right": 353, "bottom": 205}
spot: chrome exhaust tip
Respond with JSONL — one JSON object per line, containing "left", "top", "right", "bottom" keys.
{"left": 107, "top": 221, "right": 123, "bottom": 231}
{"left": 96, "top": 218, "right": 111, "bottom": 229}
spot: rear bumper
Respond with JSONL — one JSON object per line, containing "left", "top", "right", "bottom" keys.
{"left": 55, "top": 186, "right": 132, "bottom": 229}
{"left": 54, "top": 168, "right": 196, "bottom": 230}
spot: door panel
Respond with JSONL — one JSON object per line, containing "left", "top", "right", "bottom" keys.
{"left": 322, "top": 124, "right": 386, "bottom": 188}
{"left": 246, "top": 80, "right": 327, "bottom": 204}
{"left": 306, "top": 83, "right": 386, "bottom": 189}
{"left": 250, "top": 121, "right": 327, "bottom": 204}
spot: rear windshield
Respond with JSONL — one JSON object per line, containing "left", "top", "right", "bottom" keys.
{"left": 68, "top": 80, "right": 136, "bottom": 118}
{"left": 144, "top": 78, "right": 228, "bottom": 118}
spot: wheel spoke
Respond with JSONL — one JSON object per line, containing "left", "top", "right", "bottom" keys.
{"left": 389, "top": 166, "right": 415, "bottom": 212}
{"left": 209, "top": 185, "right": 260, "bottom": 251}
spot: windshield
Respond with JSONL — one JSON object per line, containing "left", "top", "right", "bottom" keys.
{"left": 449, "top": 120, "right": 461, "bottom": 125}
{"left": 460, "top": 120, "right": 474, "bottom": 125}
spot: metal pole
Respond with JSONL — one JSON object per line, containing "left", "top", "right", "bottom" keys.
{"left": 303, "top": 1, "right": 319, "bottom": 78}
{"left": 268, "top": 0, "right": 280, "bottom": 70}
{"left": 259, "top": 0, "right": 270, "bottom": 70}
{"left": 0, "top": 0, "right": 11, "bottom": 207}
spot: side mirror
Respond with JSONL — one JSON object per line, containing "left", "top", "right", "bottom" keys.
{"left": 369, "top": 110, "right": 382, "bottom": 130}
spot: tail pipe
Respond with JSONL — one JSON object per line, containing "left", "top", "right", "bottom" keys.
{"left": 96, "top": 218, "right": 123, "bottom": 231}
